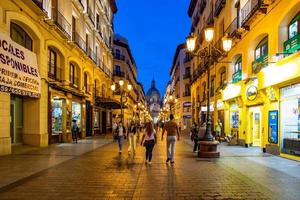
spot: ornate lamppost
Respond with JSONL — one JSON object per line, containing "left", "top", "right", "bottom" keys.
{"left": 186, "top": 27, "right": 232, "bottom": 158}
{"left": 111, "top": 80, "right": 132, "bottom": 126}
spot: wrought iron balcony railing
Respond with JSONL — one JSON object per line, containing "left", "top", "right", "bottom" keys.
{"left": 224, "top": 17, "right": 241, "bottom": 38}
{"left": 52, "top": 8, "right": 71, "bottom": 39}
{"left": 32, "top": 0, "right": 48, "bottom": 14}
{"left": 214, "top": 0, "right": 226, "bottom": 17}
{"left": 87, "top": 6, "right": 95, "bottom": 25}
{"left": 48, "top": 65, "right": 62, "bottom": 81}
{"left": 72, "top": 32, "right": 86, "bottom": 53}
{"left": 240, "top": 0, "right": 265, "bottom": 29}
{"left": 113, "top": 70, "right": 125, "bottom": 77}
{"left": 114, "top": 53, "right": 126, "bottom": 61}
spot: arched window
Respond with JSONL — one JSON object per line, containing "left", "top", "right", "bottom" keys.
{"left": 48, "top": 48, "right": 57, "bottom": 78}
{"left": 10, "top": 22, "right": 33, "bottom": 51}
{"left": 255, "top": 37, "right": 268, "bottom": 60}
{"left": 70, "top": 63, "right": 79, "bottom": 87}
{"left": 234, "top": 56, "right": 242, "bottom": 72}
{"left": 232, "top": 56, "right": 242, "bottom": 83}
{"left": 288, "top": 12, "right": 300, "bottom": 39}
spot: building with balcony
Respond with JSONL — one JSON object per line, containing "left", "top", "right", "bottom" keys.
{"left": 0, "top": 0, "right": 117, "bottom": 155}
{"left": 188, "top": 0, "right": 300, "bottom": 159}
{"left": 168, "top": 44, "right": 192, "bottom": 133}
{"left": 113, "top": 34, "right": 143, "bottom": 126}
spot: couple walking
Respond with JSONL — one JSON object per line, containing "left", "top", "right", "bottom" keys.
{"left": 114, "top": 121, "right": 137, "bottom": 154}
{"left": 140, "top": 114, "right": 181, "bottom": 165}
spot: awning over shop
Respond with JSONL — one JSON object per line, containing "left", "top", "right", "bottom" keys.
{"left": 95, "top": 97, "right": 127, "bottom": 110}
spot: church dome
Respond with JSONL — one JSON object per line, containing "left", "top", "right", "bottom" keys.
{"left": 146, "top": 79, "right": 161, "bottom": 103}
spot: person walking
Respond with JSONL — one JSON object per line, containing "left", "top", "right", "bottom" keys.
{"left": 112, "top": 121, "right": 118, "bottom": 141}
{"left": 116, "top": 122, "right": 126, "bottom": 153}
{"left": 161, "top": 114, "right": 180, "bottom": 164}
{"left": 191, "top": 122, "right": 199, "bottom": 152}
{"left": 127, "top": 121, "right": 137, "bottom": 154}
{"left": 72, "top": 119, "right": 79, "bottom": 143}
{"left": 140, "top": 122, "right": 157, "bottom": 165}
{"left": 215, "top": 119, "right": 223, "bottom": 142}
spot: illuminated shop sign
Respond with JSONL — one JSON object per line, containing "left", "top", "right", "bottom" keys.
{"left": 246, "top": 85, "right": 258, "bottom": 101}
{"left": 0, "top": 32, "right": 41, "bottom": 98}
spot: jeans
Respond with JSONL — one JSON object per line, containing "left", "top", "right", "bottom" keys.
{"left": 167, "top": 136, "right": 176, "bottom": 161}
{"left": 118, "top": 136, "right": 124, "bottom": 151}
{"left": 128, "top": 134, "right": 136, "bottom": 153}
{"left": 193, "top": 138, "right": 199, "bottom": 152}
{"left": 72, "top": 131, "right": 78, "bottom": 143}
{"left": 145, "top": 139, "right": 155, "bottom": 161}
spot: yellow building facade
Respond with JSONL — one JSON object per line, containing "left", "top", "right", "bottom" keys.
{"left": 0, "top": 0, "right": 117, "bottom": 155}
{"left": 113, "top": 35, "right": 145, "bottom": 127}
{"left": 189, "top": 0, "right": 300, "bottom": 158}
{"left": 169, "top": 44, "right": 192, "bottom": 133}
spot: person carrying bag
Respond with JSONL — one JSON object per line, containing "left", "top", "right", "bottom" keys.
{"left": 140, "top": 122, "right": 157, "bottom": 165}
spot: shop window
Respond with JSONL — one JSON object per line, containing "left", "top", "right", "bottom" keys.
{"left": 280, "top": 84, "right": 300, "bottom": 156}
{"left": 10, "top": 22, "right": 33, "bottom": 51}
{"left": 52, "top": 99, "right": 63, "bottom": 135}
{"left": 72, "top": 102, "right": 81, "bottom": 129}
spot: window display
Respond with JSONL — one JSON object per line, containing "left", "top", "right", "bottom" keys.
{"left": 52, "top": 99, "right": 63, "bottom": 135}
{"left": 231, "top": 111, "right": 239, "bottom": 129}
{"left": 280, "top": 84, "right": 300, "bottom": 156}
{"left": 94, "top": 111, "right": 100, "bottom": 129}
{"left": 72, "top": 102, "right": 81, "bottom": 129}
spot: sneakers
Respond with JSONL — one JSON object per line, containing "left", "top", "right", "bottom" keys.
{"left": 148, "top": 161, "right": 152, "bottom": 165}
{"left": 171, "top": 161, "right": 175, "bottom": 164}
{"left": 145, "top": 160, "right": 148, "bottom": 164}
{"left": 166, "top": 158, "right": 170, "bottom": 163}
{"left": 119, "top": 150, "right": 122, "bottom": 153}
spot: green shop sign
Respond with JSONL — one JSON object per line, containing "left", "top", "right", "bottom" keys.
{"left": 284, "top": 33, "right": 300, "bottom": 54}
{"left": 232, "top": 70, "right": 242, "bottom": 83}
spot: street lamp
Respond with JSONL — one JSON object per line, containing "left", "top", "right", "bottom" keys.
{"left": 186, "top": 27, "right": 232, "bottom": 158}
{"left": 111, "top": 80, "right": 132, "bottom": 126}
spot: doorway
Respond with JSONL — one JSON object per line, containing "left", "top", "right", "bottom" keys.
{"left": 102, "top": 111, "right": 107, "bottom": 134}
{"left": 86, "top": 101, "right": 92, "bottom": 137}
{"left": 249, "top": 106, "right": 262, "bottom": 147}
{"left": 10, "top": 96, "right": 23, "bottom": 144}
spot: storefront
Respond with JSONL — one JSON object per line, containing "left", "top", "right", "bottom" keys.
{"left": 216, "top": 100, "right": 225, "bottom": 137}
{"left": 0, "top": 31, "right": 41, "bottom": 151}
{"left": 280, "top": 83, "right": 300, "bottom": 156}
{"left": 229, "top": 102, "right": 239, "bottom": 137}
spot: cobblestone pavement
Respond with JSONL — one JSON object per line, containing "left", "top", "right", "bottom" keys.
{"left": 0, "top": 132, "right": 298, "bottom": 200}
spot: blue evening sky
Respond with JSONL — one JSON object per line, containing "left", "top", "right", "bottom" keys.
{"left": 114, "top": 0, "right": 190, "bottom": 96}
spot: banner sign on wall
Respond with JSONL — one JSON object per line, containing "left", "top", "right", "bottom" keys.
{"left": 268, "top": 110, "right": 278, "bottom": 144}
{"left": 0, "top": 32, "right": 41, "bottom": 98}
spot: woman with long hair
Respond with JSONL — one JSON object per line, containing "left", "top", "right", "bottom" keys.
{"left": 140, "top": 122, "right": 157, "bottom": 164}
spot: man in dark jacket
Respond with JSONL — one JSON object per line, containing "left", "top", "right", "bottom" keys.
{"left": 72, "top": 119, "right": 79, "bottom": 143}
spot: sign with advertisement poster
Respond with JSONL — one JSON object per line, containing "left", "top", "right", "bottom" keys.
{"left": 0, "top": 32, "right": 41, "bottom": 98}
{"left": 268, "top": 110, "right": 278, "bottom": 144}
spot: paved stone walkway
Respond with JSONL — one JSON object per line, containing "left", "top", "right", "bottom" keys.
{"left": 0, "top": 132, "right": 298, "bottom": 200}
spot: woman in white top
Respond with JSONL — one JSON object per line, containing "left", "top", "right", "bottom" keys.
{"left": 140, "top": 122, "right": 157, "bottom": 164}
